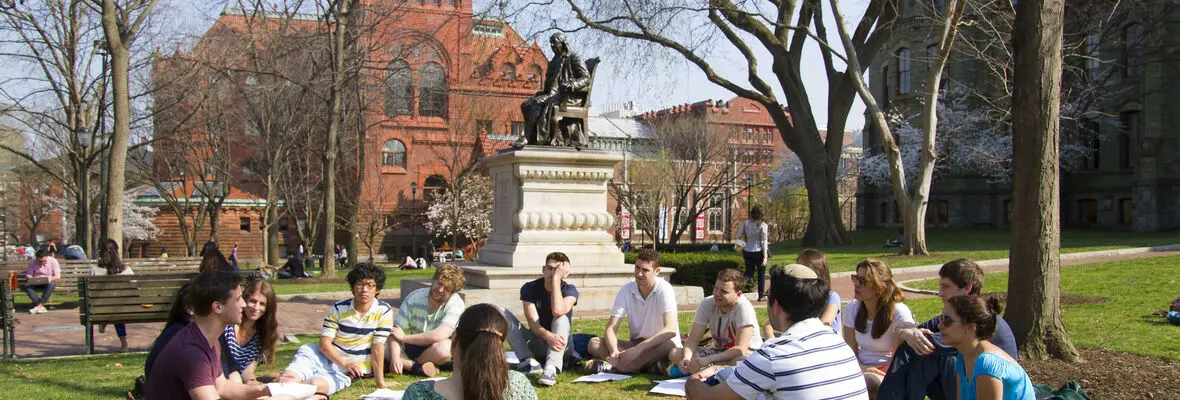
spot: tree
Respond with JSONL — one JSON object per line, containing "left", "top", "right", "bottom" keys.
{"left": 544, "top": 0, "right": 899, "bottom": 246}
{"left": 316, "top": 0, "right": 358, "bottom": 277}
{"left": 424, "top": 174, "right": 492, "bottom": 254}
{"left": 829, "top": 0, "right": 967, "bottom": 255}
{"left": 1005, "top": 0, "right": 1078, "bottom": 362}
{"left": 94, "top": 0, "right": 159, "bottom": 249}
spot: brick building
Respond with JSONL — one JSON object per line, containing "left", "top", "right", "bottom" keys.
{"left": 146, "top": 3, "right": 547, "bottom": 261}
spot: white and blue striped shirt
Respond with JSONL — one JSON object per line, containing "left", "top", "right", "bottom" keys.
{"left": 321, "top": 298, "right": 395, "bottom": 375}
{"left": 727, "top": 318, "right": 868, "bottom": 400}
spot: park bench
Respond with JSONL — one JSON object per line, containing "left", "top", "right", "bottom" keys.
{"left": 1, "top": 284, "right": 14, "bottom": 359}
{"left": 77, "top": 270, "right": 257, "bottom": 354}
{"left": 1, "top": 257, "right": 201, "bottom": 294}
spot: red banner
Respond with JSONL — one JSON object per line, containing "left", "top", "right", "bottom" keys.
{"left": 621, "top": 209, "right": 632, "bottom": 240}
{"left": 695, "top": 214, "right": 706, "bottom": 240}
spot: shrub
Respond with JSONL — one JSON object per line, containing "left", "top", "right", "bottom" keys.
{"left": 625, "top": 251, "right": 751, "bottom": 293}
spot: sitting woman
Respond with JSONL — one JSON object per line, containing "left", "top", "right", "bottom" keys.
{"left": 843, "top": 258, "right": 914, "bottom": 399}
{"left": 403, "top": 303, "right": 537, "bottom": 400}
{"left": 221, "top": 276, "right": 281, "bottom": 384}
{"left": 90, "top": 239, "right": 134, "bottom": 352}
{"left": 944, "top": 295, "right": 1035, "bottom": 400}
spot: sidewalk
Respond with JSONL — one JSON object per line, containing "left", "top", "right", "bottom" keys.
{"left": 6, "top": 246, "right": 1177, "bottom": 358}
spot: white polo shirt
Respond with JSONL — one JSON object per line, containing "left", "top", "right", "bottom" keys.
{"left": 611, "top": 278, "right": 681, "bottom": 346}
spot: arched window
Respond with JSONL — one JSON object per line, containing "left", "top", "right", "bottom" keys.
{"left": 381, "top": 139, "right": 406, "bottom": 167}
{"left": 896, "top": 47, "right": 911, "bottom": 94}
{"left": 419, "top": 62, "right": 447, "bottom": 118}
{"left": 527, "top": 64, "right": 542, "bottom": 82}
{"left": 500, "top": 63, "right": 516, "bottom": 80}
{"left": 424, "top": 174, "right": 448, "bottom": 199}
{"left": 1123, "top": 23, "right": 1144, "bottom": 77}
{"left": 385, "top": 60, "right": 412, "bottom": 117}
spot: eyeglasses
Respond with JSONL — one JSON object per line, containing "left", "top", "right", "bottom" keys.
{"left": 939, "top": 314, "right": 961, "bottom": 327}
{"left": 851, "top": 275, "right": 869, "bottom": 287}
{"left": 353, "top": 283, "right": 378, "bottom": 290}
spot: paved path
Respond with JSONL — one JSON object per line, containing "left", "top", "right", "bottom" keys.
{"left": 7, "top": 247, "right": 1177, "bottom": 358}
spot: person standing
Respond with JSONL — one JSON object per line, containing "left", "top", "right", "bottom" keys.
{"left": 423, "top": 242, "right": 435, "bottom": 267}
{"left": 92, "top": 239, "right": 134, "bottom": 351}
{"left": 230, "top": 244, "right": 240, "bottom": 271}
{"left": 24, "top": 249, "right": 60, "bottom": 314}
{"left": 736, "top": 205, "right": 769, "bottom": 301}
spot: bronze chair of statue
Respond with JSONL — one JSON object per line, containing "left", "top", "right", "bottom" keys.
{"left": 548, "top": 57, "right": 600, "bottom": 148}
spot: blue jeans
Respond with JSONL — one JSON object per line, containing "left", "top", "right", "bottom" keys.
{"left": 742, "top": 251, "right": 765, "bottom": 295}
{"left": 26, "top": 281, "right": 56, "bottom": 305}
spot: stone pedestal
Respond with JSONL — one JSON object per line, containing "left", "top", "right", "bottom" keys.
{"left": 402, "top": 147, "right": 703, "bottom": 315}
{"left": 477, "top": 146, "right": 625, "bottom": 269}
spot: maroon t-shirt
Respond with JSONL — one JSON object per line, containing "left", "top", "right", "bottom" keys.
{"left": 146, "top": 322, "right": 222, "bottom": 399}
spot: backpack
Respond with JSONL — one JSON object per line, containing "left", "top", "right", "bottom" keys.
{"left": 127, "top": 375, "right": 147, "bottom": 400}
{"left": 1033, "top": 381, "right": 1091, "bottom": 400}
{"left": 1170, "top": 297, "right": 1180, "bottom": 313}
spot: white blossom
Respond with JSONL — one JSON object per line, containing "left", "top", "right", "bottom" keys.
{"left": 424, "top": 174, "right": 493, "bottom": 243}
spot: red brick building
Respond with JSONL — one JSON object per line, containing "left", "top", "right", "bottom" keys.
{"left": 145, "top": 2, "right": 547, "bottom": 261}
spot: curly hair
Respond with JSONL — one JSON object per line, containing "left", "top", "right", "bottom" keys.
{"left": 347, "top": 263, "right": 386, "bottom": 290}
{"left": 635, "top": 248, "right": 660, "bottom": 267}
{"left": 433, "top": 263, "right": 466, "bottom": 293}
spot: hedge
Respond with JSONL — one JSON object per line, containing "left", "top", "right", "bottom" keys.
{"left": 625, "top": 251, "right": 753, "bottom": 294}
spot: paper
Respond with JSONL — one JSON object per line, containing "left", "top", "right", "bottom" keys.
{"left": 649, "top": 379, "right": 687, "bottom": 397}
{"left": 505, "top": 350, "right": 519, "bottom": 365}
{"left": 572, "top": 372, "right": 633, "bottom": 383}
{"left": 360, "top": 388, "right": 404, "bottom": 400}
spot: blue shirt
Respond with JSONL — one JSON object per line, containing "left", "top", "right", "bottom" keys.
{"left": 920, "top": 315, "right": 1019, "bottom": 359}
{"left": 519, "top": 278, "right": 579, "bottom": 330}
{"left": 827, "top": 290, "right": 842, "bottom": 336}
{"left": 955, "top": 352, "right": 1035, "bottom": 400}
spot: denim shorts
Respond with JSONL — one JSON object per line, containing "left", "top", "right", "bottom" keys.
{"left": 283, "top": 344, "right": 353, "bottom": 394}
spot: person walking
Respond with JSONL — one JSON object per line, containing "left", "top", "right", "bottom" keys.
{"left": 736, "top": 205, "right": 769, "bottom": 301}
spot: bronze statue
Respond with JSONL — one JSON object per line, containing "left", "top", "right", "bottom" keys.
{"left": 516, "top": 33, "right": 593, "bottom": 150}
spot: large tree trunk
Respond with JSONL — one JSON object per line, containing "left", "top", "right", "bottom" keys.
{"left": 797, "top": 139, "right": 851, "bottom": 248}
{"left": 320, "top": 0, "right": 352, "bottom": 277}
{"left": 1006, "top": 0, "right": 1079, "bottom": 362}
{"left": 101, "top": 40, "right": 130, "bottom": 248}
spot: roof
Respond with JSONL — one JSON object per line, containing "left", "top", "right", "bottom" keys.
{"left": 587, "top": 116, "right": 653, "bottom": 140}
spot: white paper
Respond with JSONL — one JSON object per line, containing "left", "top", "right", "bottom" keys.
{"left": 649, "top": 380, "right": 686, "bottom": 397}
{"left": 360, "top": 388, "right": 404, "bottom": 400}
{"left": 505, "top": 350, "right": 519, "bottom": 365}
{"left": 655, "top": 377, "right": 688, "bottom": 384}
{"left": 420, "top": 377, "right": 445, "bottom": 382}
{"left": 572, "top": 372, "right": 633, "bottom": 383}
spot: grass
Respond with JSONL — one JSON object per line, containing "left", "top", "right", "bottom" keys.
{"left": 766, "top": 228, "right": 1178, "bottom": 272}
{"left": 903, "top": 255, "right": 1180, "bottom": 361}
{"left": 268, "top": 267, "right": 435, "bottom": 296}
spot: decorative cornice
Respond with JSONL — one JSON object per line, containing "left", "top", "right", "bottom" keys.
{"left": 513, "top": 211, "right": 614, "bottom": 231}
{"left": 516, "top": 169, "right": 612, "bottom": 181}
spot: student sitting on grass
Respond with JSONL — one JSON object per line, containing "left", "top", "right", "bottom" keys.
{"left": 878, "top": 259, "right": 1018, "bottom": 400}
{"left": 276, "top": 263, "right": 396, "bottom": 395}
{"left": 221, "top": 276, "right": 281, "bottom": 384}
{"left": 403, "top": 303, "right": 539, "bottom": 400}
{"left": 585, "top": 249, "right": 681, "bottom": 374}
{"left": 385, "top": 263, "right": 467, "bottom": 377}
{"left": 667, "top": 268, "right": 761, "bottom": 378}
{"left": 502, "top": 252, "right": 579, "bottom": 386}
{"left": 942, "top": 295, "right": 1034, "bottom": 400}
{"left": 844, "top": 258, "right": 915, "bottom": 399}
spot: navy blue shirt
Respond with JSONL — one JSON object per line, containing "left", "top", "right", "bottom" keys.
{"left": 920, "top": 315, "right": 1019, "bottom": 359}
{"left": 520, "top": 278, "right": 579, "bottom": 330}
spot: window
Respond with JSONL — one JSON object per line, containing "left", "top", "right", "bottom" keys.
{"left": 1078, "top": 199, "right": 1098, "bottom": 225}
{"left": 1119, "top": 111, "right": 1140, "bottom": 170}
{"left": 472, "top": 22, "right": 505, "bottom": 38}
{"left": 418, "top": 62, "right": 447, "bottom": 118}
{"left": 1123, "top": 24, "right": 1144, "bottom": 77}
{"left": 240, "top": 217, "right": 251, "bottom": 232}
{"left": 1082, "top": 122, "right": 1100, "bottom": 170}
{"left": 1119, "top": 198, "right": 1133, "bottom": 225}
{"left": 385, "top": 60, "right": 412, "bottom": 117}
{"left": 381, "top": 139, "right": 407, "bottom": 167}
{"left": 424, "top": 175, "right": 448, "bottom": 200}
{"left": 511, "top": 121, "right": 523, "bottom": 137}
{"left": 499, "top": 63, "right": 516, "bottom": 80}
{"left": 476, "top": 119, "right": 493, "bottom": 135}
{"left": 1085, "top": 34, "right": 1101, "bottom": 79}
{"left": 527, "top": 64, "right": 542, "bottom": 82}
{"left": 896, "top": 48, "right": 911, "bottom": 94}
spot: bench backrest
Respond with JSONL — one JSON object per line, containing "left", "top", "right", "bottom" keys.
{"left": 79, "top": 272, "right": 198, "bottom": 325}
{"left": 3, "top": 257, "right": 202, "bottom": 291}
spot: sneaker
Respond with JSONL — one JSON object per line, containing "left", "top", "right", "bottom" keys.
{"left": 35, "top": 305, "right": 47, "bottom": 314}
{"left": 538, "top": 367, "right": 558, "bottom": 386}
{"left": 28, "top": 307, "right": 38, "bottom": 315}
{"left": 585, "top": 359, "right": 613, "bottom": 374}
{"left": 517, "top": 358, "right": 542, "bottom": 376}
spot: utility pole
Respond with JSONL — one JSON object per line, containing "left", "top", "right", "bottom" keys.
{"left": 410, "top": 181, "right": 418, "bottom": 258}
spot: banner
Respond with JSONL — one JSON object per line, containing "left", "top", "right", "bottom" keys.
{"left": 620, "top": 209, "right": 632, "bottom": 240}
{"left": 695, "top": 214, "right": 706, "bottom": 240}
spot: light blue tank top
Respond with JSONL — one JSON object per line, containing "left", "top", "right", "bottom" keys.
{"left": 955, "top": 352, "right": 1036, "bottom": 400}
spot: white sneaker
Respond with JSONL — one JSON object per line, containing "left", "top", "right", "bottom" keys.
{"left": 37, "top": 305, "right": 48, "bottom": 314}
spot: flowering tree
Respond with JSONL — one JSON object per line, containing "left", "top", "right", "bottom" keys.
{"left": 52, "top": 189, "right": 158, "bottom": 247}
{"left": 424, "top": 174, "right": 492, "bottom": 253}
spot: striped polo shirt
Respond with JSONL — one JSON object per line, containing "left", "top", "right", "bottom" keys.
{"left": 393, "top": 288, "right": 465, "bottom": 336}
{"left": 727, "top": 318, "right": 868, "bottom": 400}
{"left": 321, "top": 298, "right": 394, "bottom": 374}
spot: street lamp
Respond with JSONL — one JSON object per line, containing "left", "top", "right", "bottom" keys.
{"left": 410, "top": 181, "right": 418, "bottom": 259}
{"left": 746, "top": 173, "right": 754, "bottom": 212}
{"left": 78, "top": 126, "right": 90, "bottom": 255}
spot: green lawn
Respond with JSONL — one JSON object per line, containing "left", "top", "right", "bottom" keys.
{"left": 269, "top": 267, "right": 435, "bottom": 296}
{"left": 767, "top": 228, "right": 1177, "bottom": 272}
{"left": 903, "top": 255, "right": 1180, "bottom": 361}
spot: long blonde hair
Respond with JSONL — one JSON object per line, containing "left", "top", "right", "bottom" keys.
{"left": 854, "top": 258, "right": 905, "bottom": 339}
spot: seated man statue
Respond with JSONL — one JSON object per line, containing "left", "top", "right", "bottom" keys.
{"left": 516, "top": 32, "right": 591, "bottom": 149}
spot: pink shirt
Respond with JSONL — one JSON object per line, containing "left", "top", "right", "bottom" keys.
{"left": 26, "top": 257, "right": 61, "bottom": 279}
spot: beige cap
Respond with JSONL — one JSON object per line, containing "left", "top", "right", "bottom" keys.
{"left": 779, "top": 263, "right": 819, "bottom": 279}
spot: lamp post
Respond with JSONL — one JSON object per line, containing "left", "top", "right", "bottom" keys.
{"left": 410, "top": 181, "right": 418, "bottom": 258}
{"left": 746, "top": 173, "right": 754, "bottom": 214}
{"left": 95, "top": 39, "right": 110, "bottom": 251}
{"left": 78, "top": 126, "right": 90, "bottom": 255}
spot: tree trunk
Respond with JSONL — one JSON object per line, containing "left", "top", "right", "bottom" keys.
{"left": 75, "top": 165, "right": 90, "bottom": 255}
{"left": 267, "top": 205, "right": 279, "bottom": 265}
{"left": 209, "top": 205, "right": 221, "bottom": 243}
{"left": 1006, "top": 0, "right": 1079, "bottom": 362}
{"left": 320, "top": 0, "right": 352, "bottom": 278}
{"left": 797, "top": 151, "right": 851, "bottom": 247}
{"left": 101, "top": 41, "right": 130, "bottom": 248}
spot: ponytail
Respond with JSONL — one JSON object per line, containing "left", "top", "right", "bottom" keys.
{"left": 454, "top": 304, "right": 510, "bottom": 400}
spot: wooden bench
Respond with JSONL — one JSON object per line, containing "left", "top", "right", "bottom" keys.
{"left": 1, "top": 284, "right": 14, "bottom": 359}
{"left": 77, "top": 270, "right": 257, "bottom": 354}
{"left": 1, "top": 257, "right": 202, "bottom": 293}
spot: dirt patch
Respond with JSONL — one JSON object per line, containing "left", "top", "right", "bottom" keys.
{"left": 1024, "top": 348, "right": 1180, "bottom": 400}
{"left": 986, "top": 292, "right": 1109, "bottom": 306}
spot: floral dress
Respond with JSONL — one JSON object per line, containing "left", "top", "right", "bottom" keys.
{"left": 403, "top": 370, "right": 537, "bottom": 400}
